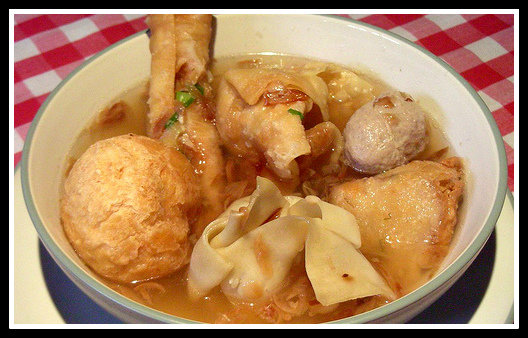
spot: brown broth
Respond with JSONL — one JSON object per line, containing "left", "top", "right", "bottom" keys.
{"left": 63, "top": 54, "right": 454, "bottom": 324}
{"left": 64, "top": 81, "right": 149, "bottom": 168}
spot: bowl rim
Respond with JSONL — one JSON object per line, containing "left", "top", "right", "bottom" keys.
{"left": 20, "top": 14, "right": 508, "bottom": 324}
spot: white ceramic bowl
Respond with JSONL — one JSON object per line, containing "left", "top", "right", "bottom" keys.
{"left": 21, "top": 14, "right": 508, "bottom": 324}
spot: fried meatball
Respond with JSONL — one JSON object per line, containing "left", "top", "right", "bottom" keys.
{"left": 343, "top": 91, "right": 428, "bottom": 174}
{"left": 61, "top": 134, "right": 201, "bottom": 283}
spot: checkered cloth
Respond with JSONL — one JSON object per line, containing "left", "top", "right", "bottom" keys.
{"left": 13, "top": 14, "right": 515, "bottom": 192}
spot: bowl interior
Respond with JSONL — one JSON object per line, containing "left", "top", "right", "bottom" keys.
{"left": 22, "top": 14, "right": 507, "bottom": 324}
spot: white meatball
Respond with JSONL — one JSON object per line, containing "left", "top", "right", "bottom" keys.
{"left": 343, "top": 91, "right": 428, "bottom": 174}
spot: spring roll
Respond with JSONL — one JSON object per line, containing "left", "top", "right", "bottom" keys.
{"left": 173, "top": 14, "right": 213, "bottom": 90}
{"left": 146, "top": 14, "right": 177, "bottom": 138}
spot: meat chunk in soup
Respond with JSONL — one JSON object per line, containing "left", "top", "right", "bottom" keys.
{"left": 328, "top": 157, "right": 464, "bottom": 296}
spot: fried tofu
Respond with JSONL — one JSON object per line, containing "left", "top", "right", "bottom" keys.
{"left": 329, "top": 158, "right": 464, "bottom": 296}
{"left": 61, "top": 134, "right": 201, "bottom": 283}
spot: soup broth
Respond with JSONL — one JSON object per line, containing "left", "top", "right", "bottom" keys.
{"left": 63, "top": 54, "right": 456, "bottom": 324}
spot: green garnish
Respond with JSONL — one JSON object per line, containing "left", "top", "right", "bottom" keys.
{"left": 164, "top": 112, "right": 179, "bottom": 129}
{"left": 176, "top": 91, "right": 195, "bottom": 107}
{"left": 288, "top": 108, "right": 304, "bottom": 120}
{"left": 194, "top": 83, "right": 205, "bottom": 95}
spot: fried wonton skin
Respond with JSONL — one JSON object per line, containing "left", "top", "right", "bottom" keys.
{"left": 146, "top": 13, "right": 213, "bottom": 144}
{"left": 215, "top": 68, "right": 329, "bottom": 180}
{"left": 146, "top": 14, "right": 212, "bottom": 138}
{"left": 172, "top": 14, "right": 212, "bottom": 90}
{"left": 176, "top": 100, "right": 227, "bottom": 237}
{"left": 146, "top": 14, "right": 177, "bottom": 139}
{"left": 328, "top": 158, "right": 464, "bottom": 296}
{"left": 146, "top": 14, "right": 225, "bottom": 237}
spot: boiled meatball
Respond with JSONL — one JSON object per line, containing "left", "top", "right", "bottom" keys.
{"left": 61, "top": 134, "right": 201, "bottom": 283}
{"left": 343, "top": 91, "right": 428, "bottom": 174}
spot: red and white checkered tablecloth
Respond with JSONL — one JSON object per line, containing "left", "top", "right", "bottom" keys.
{"left": 12, "top": 13, "right": 515, "bottom": 192}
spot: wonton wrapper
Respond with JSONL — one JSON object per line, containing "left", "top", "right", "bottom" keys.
{"left": 188, "top": 177, "right": 395, "bottom": 306}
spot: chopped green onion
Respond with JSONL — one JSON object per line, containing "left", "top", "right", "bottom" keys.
{"left": 194, "top": 83, "right": 205, "bottom": 95}
{"left": 164, "top": 112, "right": 179, "bottom": 129}
{"left": 288, "top": 108, "right": 304, "bottom": 120}
{"left": 176, "top": 91, "right": 195, "bottom": 107}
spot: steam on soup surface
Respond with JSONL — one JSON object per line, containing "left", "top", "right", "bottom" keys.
{"left": 60, "top": 14, "right": 464, "bottom": 324}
